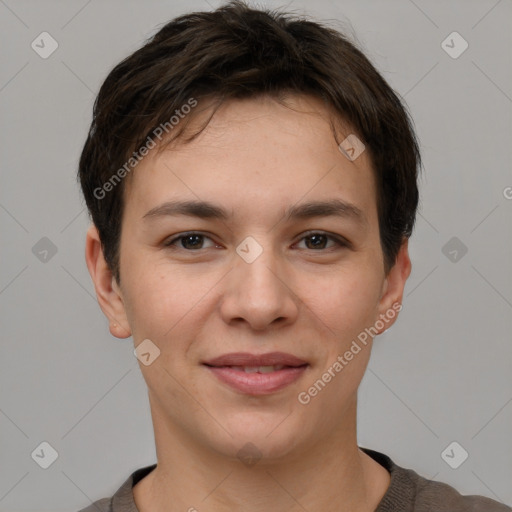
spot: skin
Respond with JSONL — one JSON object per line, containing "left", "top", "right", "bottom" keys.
{"left": 86, "top": 94, "right": 411, "bottom": 512}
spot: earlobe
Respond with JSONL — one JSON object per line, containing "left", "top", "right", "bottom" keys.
{"left": 85, "top": 224, "right": 132, "bottom": 339}
{"left": 109, "top": 322, "right": 131, "bottom": 339}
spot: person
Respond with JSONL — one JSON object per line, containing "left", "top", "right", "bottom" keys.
{"left": 76, "top": 1, "right": 511, "bottom": 511}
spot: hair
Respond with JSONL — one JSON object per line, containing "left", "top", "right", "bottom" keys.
{"left": 78, "top": 0, "right": 421, "bottom": 284}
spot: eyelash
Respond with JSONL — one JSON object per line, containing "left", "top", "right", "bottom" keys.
{"left": 163, "top": 231, "right": 350, "bottom": 252}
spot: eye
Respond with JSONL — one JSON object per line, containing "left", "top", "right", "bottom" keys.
{"left": 295, "top": 231, "right": 349, "bottom": 251}
{"left": 163, "top": 232, "right": 218, "bottom": 250}
{"left": 163, "top": 230, "right": 350, "bottom": 252}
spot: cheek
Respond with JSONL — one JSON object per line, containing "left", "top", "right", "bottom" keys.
{"left": 312, "top": 265, "right": 382, "bottom": 341}
{"left": 123, "top": 264, "right": 215, "bottom": 343}
{"left": 123, "top": 275, "right": 164, "bottom": 340}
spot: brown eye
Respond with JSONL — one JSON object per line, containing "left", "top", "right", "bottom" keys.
{"left": 164, "top": 232, "right": 216, "bottom": 250}
{"left": 296, "top": 232, "right": 348, "bottom": 251}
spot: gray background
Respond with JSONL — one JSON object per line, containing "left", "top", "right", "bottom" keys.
{"left": 0, "top": 0, "right": 511, "bottom": 510}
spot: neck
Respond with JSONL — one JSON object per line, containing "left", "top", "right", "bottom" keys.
{"left": 133, "top": 396, "right": 390, "bottom": 512}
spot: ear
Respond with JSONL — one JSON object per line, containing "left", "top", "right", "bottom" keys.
{"left": 85, "top": 224, "right": 131, "bottom": 339}
{"left": 375, "top": 238, "right": 412, "bottom": 334}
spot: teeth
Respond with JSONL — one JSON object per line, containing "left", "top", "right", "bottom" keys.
{"left": 230, "top": 365, "right": 285, "bottom": 373}
{"left": 257, "top": 365, "right": 279, "bottom": 373}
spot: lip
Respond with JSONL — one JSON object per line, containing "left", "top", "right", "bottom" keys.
{"left": 203, "top": 351, "right": 308, "bottom": 367}
{"left": 203, "top": 352, "right": 309, "bottom": 396}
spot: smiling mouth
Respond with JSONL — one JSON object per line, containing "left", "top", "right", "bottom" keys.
{"left": 205, "top": 364, "right": 305, "bottom": 373}
{"left": 203, "top": 363, "right": 309, "bottom": 395}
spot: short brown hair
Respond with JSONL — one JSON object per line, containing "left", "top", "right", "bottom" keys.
{"left": 78, "top": 0, "right": 421, "bottom": 284}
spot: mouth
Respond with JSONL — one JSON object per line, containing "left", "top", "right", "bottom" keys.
{"left": 215, "top": 364, "right": 293, "bottom": 373}
{"left": 202, "top": 352, "right": 309, "bottom": 395}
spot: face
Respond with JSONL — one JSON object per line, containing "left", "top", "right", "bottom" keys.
{"left": 87, "top": 94, "right": 411, "bottom": 462}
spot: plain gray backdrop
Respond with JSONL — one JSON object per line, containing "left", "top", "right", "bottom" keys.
{"left": 1, "top": 0, "right": 511, "bottom": 511}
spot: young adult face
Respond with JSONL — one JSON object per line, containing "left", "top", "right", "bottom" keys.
{"left": 86, "top": 94, "right": 411, "bottom": 463}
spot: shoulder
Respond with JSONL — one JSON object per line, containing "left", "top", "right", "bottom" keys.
{"left": 73, "top": 463, "right": 157, "bottom": 512}
{"left": 75, "top": 497, "right": 111, "bottom": 512}
{"left": 413, "top": 476, "right": 512, "bottom": 512}
{"left": 361, "top": 447, "right": 511, "bottom": 512}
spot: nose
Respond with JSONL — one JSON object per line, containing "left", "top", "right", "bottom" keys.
{"left": 219, "top": 242, "right": 299, "bottom": 332}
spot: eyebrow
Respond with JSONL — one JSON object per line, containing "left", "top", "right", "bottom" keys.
{"left": 142, "top": 198, "right": 367, "bottom": 226}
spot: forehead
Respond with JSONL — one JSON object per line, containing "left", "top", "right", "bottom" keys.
{"left": 123, "top": 94, "right": 378, "bottom": 229}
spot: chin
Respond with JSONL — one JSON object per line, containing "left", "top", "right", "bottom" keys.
{"left": 208, "top": 413, "right": 306, "bottom": 464}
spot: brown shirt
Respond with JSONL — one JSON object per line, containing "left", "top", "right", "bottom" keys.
{"left": 77, "top": 447, "right": 511, "bottom": 511}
